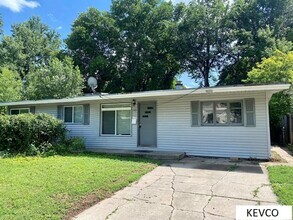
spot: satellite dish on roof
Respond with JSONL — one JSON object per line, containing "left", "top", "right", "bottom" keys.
{"left": 87, "top": 76, "right": 97, "bottom": 94}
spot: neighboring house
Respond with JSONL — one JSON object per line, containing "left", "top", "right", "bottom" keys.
{"left": 0, "top": 84, "right": 289, "bottom": 159}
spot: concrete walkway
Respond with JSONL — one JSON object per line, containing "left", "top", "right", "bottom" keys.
{"left": 271, "top": 146, "right": 293, "bottom": 164}
{"left": 74, "top": 157, "right": 278, "bottom": 220}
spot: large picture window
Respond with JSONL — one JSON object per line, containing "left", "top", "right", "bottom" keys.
{"left": 64, "top": 106, "right": 84, "bottom": 123}
{"left": 201, "top": 101, "right": 243, "bottom": 126}
{"left": 101, "top": 104, "right": 131, "bottom": 135}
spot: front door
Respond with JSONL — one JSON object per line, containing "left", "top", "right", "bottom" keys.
{"left": 139, "top": 102, "right": 156, "bottom": 147}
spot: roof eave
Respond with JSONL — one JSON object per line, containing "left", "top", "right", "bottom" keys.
{"left": 0, "top": 84, "right": 290, "bottom": 107}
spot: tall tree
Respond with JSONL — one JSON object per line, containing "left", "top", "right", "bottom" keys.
{"left": 111, "top": 0, "right": 180, "bottom": 92}
{"left": 66, "top": 0, "right": 181, "bottom": 93}
{"left": 0, "top": 67, "right": 22, "bottom": 113}
{"left": 0, "top": 17, "right": 61, "bottom": 79}
{"left": 177, "top": 0, "right": 233, "bottom": 87}
{"left": 26, "top": 57, "right": 84, "bottom": 100}
{"left": 66, "top": 8, "right": 120, "bottom": 93}
{"left": 245, "top": 50, "right": 293, "bottom": 142}
{"left": 0, "top": 67, "right": 22, "bottom": 103}
{"left": 219, "top": 0, "right": 293, "bottom": 85}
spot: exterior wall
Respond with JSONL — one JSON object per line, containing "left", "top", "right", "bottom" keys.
{"left": 155, "top": 91, "right": 269, "bottom": 159}
{"left": 31, "top": 90, "right": 269, "bottom": 159}
{"left": 35, "top": 100, "right": 138, "bottom": 149}
{"left": 35, "top": 105, "right": 57, "bottom": 117}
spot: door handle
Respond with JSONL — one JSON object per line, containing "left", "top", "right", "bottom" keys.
{"left": 139, "top": 124, "right": 142, "bottom": 128}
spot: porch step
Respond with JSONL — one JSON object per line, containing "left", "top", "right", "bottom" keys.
{"left": 87, "top": 148, "right": 186, "bottom": 160}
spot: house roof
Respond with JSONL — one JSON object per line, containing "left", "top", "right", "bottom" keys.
{"left": 0, "top": 83, "right": 290, "bottom": 107}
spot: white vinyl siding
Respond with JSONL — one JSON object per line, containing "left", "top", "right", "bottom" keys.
{"left": 35, "top": 105, "right": 57, "bottom": 117}
{"left": 30, "top": 90, "right": 270, "bottom": 159}
{"left": 156, "top": 91, "right": 268, "bottom": 159}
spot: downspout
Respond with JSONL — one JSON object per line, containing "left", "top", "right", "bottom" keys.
{"left": 265, "top": 91, "right": 273, "bottom": 159}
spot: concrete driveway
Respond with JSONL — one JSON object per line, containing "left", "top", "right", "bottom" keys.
{"left": 74, "top": 157, "right": 277, "bottom": 220}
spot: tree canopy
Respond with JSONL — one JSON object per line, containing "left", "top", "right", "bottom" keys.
{"left": 0, "top": 16, "right": 3, "bottom": 36}
{"left": 177, "top": 0, "right": 233, "bottom": 87}
{"left": 218, "top": 0, "right": 293, "bottom": 85}
{"left": 0, "top": 67, "right": 22, "bottom": 103}
{"left": 246, "top": 51, "right": 293, "bottom": 84}
{"left": 66, "top": 0, "right": 181, "bottom": 93}
{"left": 245, "top": 51, "right": 293, "bottom": 128}
{"left": 26, "top": 57, "right": 84, "bottom": 100}
{"left": 0, "top": 0, "right": 292, "bottom": 101}
{"left": 0, "top": 17, "right": 84, "bottom": 101}
{"left": 0, "top": 17, "right": 61, "bottom": 79}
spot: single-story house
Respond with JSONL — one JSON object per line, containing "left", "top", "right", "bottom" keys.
{"left": 0, "top": 84, "right": 289, "bottom": 159}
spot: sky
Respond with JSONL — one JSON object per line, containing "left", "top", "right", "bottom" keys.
{"left": 0, "top": 0, "right": 195, "bottom": 87}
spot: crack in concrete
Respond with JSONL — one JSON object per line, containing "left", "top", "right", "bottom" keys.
{"left": 202, "top": 170, "right": 230, "bottom": 220}
{"left": 105, "top": 175, "right": 164, "bottom": 219}
{"left": 175, "top": 189, "right": 276, "bottom": 203}
{"left": 206, "top": 211, "right": 233, "bottom": 219}
{"left": 105, "top": 200, "right": 128, "bottom": 220}
{"left": 169, "top": 166, "right": 176, "bottom": 220}
{"left": 252, "top": 183, "right": 271, "bottom": 198}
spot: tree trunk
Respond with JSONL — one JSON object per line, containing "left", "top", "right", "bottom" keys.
{"left": 204, "top": 74, "right": 210, "bottom": 87}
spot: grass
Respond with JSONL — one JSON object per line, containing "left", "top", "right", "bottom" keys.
{"left": 268, "top": 166, "right": 293, "bottom": 205}
{"left": 0, "top": 153, "right": 159, "bottom": 220}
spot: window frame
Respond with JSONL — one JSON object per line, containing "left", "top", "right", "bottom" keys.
{"left": 100, "top": 103, "right": 132, "bottom": 136}
{"left": 10, "top": 108, "right": 30, "bottom": 115}
{"left": 201, "top": 100, "right": 244, "bottom": 126}
{"left": 63, "top": 105, "right": 84, "bottom": 124}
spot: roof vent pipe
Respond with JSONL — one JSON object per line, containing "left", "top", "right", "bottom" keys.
{"left": 175, "top": 81, "right": 183, "bottom": 90}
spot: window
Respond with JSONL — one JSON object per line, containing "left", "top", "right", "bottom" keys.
{"left": 101, "top": 104, "right": 131, "bottom": 135}
{"left": 202, "top": 102, "right": 214, "bottom": 124}
{"left": 201, "top": 101, "right": 243, "bottom": 125}
{"left": 10, "top": 108, "right": 30, "bottom": 115}
{"left": 64, "top": 106, "right": 84, "bottom": 123}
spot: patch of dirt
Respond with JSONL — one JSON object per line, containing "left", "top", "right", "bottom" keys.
{"left": 270, "top": 151, "right": 287, "bottom": 163}
{"left": 63, "top": 190, "right": 112, "bottom": 220}
{"left": 53, "top": 193, "right": 71, "bottom": 203}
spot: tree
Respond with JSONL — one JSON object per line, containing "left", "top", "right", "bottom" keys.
{"left": 26, "top": 57, "right": 84, "bottom": 100}
{"left": 176, "top": 0, "right": 233, "bottom": 87}
{"left": 111, "top": 0, "right": 180, "bottom": 92}
{"left": 0, "top": 15, "right": 3, "bottom": 36}
{"left": 218, "top": 0, "right": 293, "bottom": 85}
{"left": 0, "top": 67, "right": 22, "bottom": 102}
{"left": 0, "top": 67, "right": 22, "bottom": 113}
{"left": 245, "top": 50, "right": 293, "bottom": 141}
{"left": 65, "top": 8, "right": 119, "bottom": 93}
{"left": 0, "top": 17, "right": 61, "bottom": 79}
{"left": 245, "top": 51, "right": 293, "bottom": 84}
{"left": 66, "top": 0, "right": 181, "bottom": 93}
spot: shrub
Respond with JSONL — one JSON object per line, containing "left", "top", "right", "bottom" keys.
{"left": 0, "top": 113, "right": 66, "bottom": 155}
{"left": 55, "top": 137, "right": 85, "bottom": 153}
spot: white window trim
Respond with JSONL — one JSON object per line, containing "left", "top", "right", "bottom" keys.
{"left": 201, "top": 100, "right": 244, "bottom": 126}
{"left": 10, "top": 108, "right": 30, "bottom": 115}
{"left": 63, "top": 105, "right": 84, "bottom": 124}
{"left": 100, "top": 103, "right": 132, "bottom": 136}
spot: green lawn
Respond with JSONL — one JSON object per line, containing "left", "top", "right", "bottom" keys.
{"left": 0, "top": 154, "right": 159, "bottom": 220}
{"left": 268, "top": 166, "right": 293, "bottom": 205}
